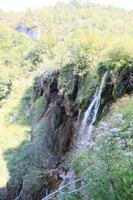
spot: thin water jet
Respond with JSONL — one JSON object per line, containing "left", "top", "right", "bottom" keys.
{"left": 79, "top": 72, "right": 108, "bottom": 146}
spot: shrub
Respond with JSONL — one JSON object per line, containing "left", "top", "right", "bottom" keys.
{"left": 71, "top": 128, "right": 133, "bottom": 200}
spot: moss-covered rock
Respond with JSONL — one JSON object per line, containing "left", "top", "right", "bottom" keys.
{"left": 5, "top": 61, "right": 133, "bottom": 200}
{"left": 29, "top": 95, "right": 47, "bottom": 125}
{"left": 76, "top": 71, "right": 98, "bottom": 108}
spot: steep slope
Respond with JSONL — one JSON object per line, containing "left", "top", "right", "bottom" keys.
{"left": 1, "top": 62, "right": 132, "bottom": 200}
{"left": 0, "top": 80, "right": 30, "bottom": 188}
{"left": 70, "top": 95, "right": 133, "bottom": 200}
{"left": 1, "top": 3, "right": 133, "bottom": 200}
{"left": 0, "top": 69, "right": 46, "bottom": 199}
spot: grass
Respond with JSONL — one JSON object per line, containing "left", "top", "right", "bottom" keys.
{"left": 111, "top": 94, "right": 133, "bottom": 122}
{"left": 102, "top": 94, "right": 133, "bottom": 152}
{"left": 0, "top": 65, "right": 55, "bottom": 189}
{"left": 0, "top": 77, "right": 34, "bottom": 188}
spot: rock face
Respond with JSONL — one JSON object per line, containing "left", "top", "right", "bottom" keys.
{"left": 98, "top": 67, "right": 133, "bottom": 118}
{"left": 33, "top": 70, "right": 78, "bottom": 156}
{"left": 5, "top": 66, "right": 133, "bottom": 200}
{"left": 5, "top": 69, "right": 79, "bottom": 200}
{"left": 16, "top": 26, "right": 40, "bottom": 40}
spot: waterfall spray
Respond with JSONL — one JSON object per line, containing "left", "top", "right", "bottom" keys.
{"left": 79, "top": 72, "right": 108, "bottom": 146}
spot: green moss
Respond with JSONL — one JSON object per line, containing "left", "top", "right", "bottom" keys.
{"left": 29, "top": 95, "right": 47, "bottom": 125}
{"left": 4, "top": 133, "right": 53, "bottom": 186}
{"left": 98, "top": 59, "right": 133, "bottom": 73}
{"left": 35, "top": 117, "right": 48, "bottom": 137}
{"left": 76, "top": 71, "right": 98, "bottom": 108}
{"left": 5, "top": 140, "right": 35, "bottom": 178}
{"left": 112, "top": 85, "right": 121, "bottom": 101}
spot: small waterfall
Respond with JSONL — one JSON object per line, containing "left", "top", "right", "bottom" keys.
{"left": 77, "top": 109, "right": 82, "bottom": 129}
{"left": 79, "top": 72, "right": 108, "bottom": 146}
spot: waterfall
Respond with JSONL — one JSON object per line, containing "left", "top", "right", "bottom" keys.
{"left": 77, "top": 109, "right": 81, "bottom": 129}
{"left": 79, "top": 72, "right": 108, "bottom": 146}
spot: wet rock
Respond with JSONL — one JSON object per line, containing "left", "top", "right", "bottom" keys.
{"left": 5, "top": 69, "right": 79, "bottom": 200}
{"left": 33, "top": 70, "right": 60, "bottom": 103}
{"left": 64, "top": 96, "right": 78, "bottom": 117}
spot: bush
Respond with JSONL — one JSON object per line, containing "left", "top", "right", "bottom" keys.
{"left": 71, "top": 128, "right": 133, "bottom": 200}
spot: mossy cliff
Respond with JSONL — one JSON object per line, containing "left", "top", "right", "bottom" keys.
{"left": 4, "top": 62, "right": 133, "bottom": 200}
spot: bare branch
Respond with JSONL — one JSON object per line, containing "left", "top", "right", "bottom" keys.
{"left": 41, "top": 178, "right": 83, "bottom": 200}
{"left": 59, "top": 184, "right": 86, "bottom": 195}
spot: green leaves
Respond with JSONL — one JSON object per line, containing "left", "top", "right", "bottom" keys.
{"left": 71, "top": 120, "right": 133, "bottom": 200}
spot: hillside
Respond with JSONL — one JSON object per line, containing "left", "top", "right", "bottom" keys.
{"left": 0, "top": 2, "right": 133, "bottom": 200}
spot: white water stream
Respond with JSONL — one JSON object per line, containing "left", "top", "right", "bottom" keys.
{"left": 79, "top": 72, "right": 108, "bottom": 146}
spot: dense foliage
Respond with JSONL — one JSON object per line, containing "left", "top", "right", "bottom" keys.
{"left": 0, "top": 2, "right": 133, "bottom": 200}
{"left": 1, "top": 2, "right": 133, "bottom": 101}
{"left": 70, "top": 97, "right": 133, "bottom": 200}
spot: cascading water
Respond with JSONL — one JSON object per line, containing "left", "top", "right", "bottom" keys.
{"left": 79, "top": 72, "right": 108, "bottom": 146}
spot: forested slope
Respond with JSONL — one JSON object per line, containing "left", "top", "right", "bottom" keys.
{"left": 0, "top": 2, "right": 133, "bottom": 200}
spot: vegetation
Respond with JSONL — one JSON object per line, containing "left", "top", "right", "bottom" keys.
{"left": 1, "top": 2, "right": 133, "bottom": 102}
{"left": 69, "top": 95, "right": 133, "bottom": 200}
{"left": 0, "top": 1, "right": 133, "bottom": 199}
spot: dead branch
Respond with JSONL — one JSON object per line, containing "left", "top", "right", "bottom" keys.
{"left": 41, "top": 178, "right": 84, "bottom": 200}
